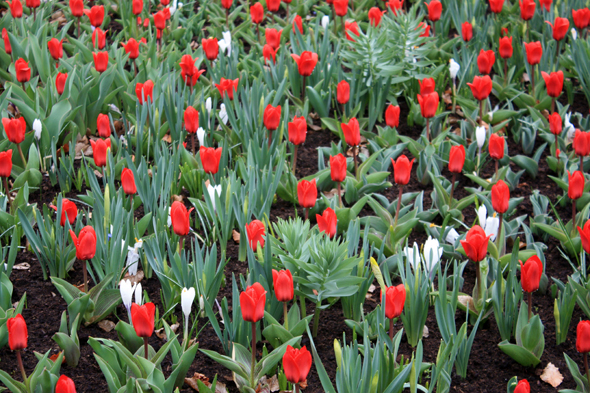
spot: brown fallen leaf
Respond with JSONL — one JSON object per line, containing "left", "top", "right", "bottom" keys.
{"left": 322, "top": 188, "right": 345, "bottom": 199}
{"left": 457, "top": 295, "right": 478, "bottom": 313}
{"left": 308, "top": 123, "right": 322, "bottom": 131}
{"left": 49, "top": 352, "right": 65, "bottom": 363}
{"left": 232, "top": 230, "right": 240, "bottom": 243}
{"left": 540, "top": 363, "right": 563, "bottom": 387}
{"left": 12, "top": 263, "right": 30, "bottom": 270}
{"left": 162, "top": 133, "right": 172, "bottom": 143}
{"left": 123, "top": 270, "right": 144, "bottom": 286}
{"left": 98, "top": 320, "right": 116, "bottom": 332}
{"left": 155, "top": 323, "right": 180, "bottom": 340}
{"left": 185, "top": 372, "right": 228, "bottom": 392}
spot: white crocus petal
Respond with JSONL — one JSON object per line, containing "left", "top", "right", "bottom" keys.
{"left": 109, "top": 104, "right": 121, "bottom": 114}
{"left": 167, "top": 207, "right": 172, "bottom": 227}
{"left": 169, "top": 0, "right": 177, "bottom": 14}
{"left": 321, "top": 15, "right": 330, "bottom": 29}
{"left": 572, "top": 28, "right": 578, "bottom": 41}
{"left": 485, "top": 215, "right": 499, "bottom": 241}
{"left": 135, "top": 283, "right": 143, "bottom": 305}
{"left": 207, "top": 184, "right": 222, "bottom": 212}
{"left": 219, "top": 104, "right": 229, "bottom": 124}
{"left": 178, "top": 2, "right": 183, "bottom": 8}
{"left": 565, "top": 112, "right": 575, "bottom": 140}
{"left": 119, "top": 279, "right": 137, "bottom": 312}
{"left": 445, "top": 228, "right": 460, "bottom": 244}
{"left": 218, "top": 31, "right": 232, "bottom": 56}
{"left": 449, "top": 59, "right": 460, "bottom": 80}
{"left": 33, "top": 119, "right": 42, "bottom": 140}
{"left": 477, "top": 205, "right": 487, "bottom": 228}
{"left": 197, "top": 127, "right": 206, "bottom": 147}
{"left": 403, "top": 242, "right": 420, "bottom": 270}
{"left": 205, "top": 97, "right": 212, "bottom": 114}
{"left": 181, "top": 287, "right": 196, "bottom": 318}
{"left": 423, "top": 236, "right": 442, "bottom": 278}
{"left": 199, "top": 295, "right": 205, "bottom": 317}
{"left": 126, "top": 240, "right": 143, "bottom": 276}
{"left": 476, "top": 126, "right": 486, "bottom": 148}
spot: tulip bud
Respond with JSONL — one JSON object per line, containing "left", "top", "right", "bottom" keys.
{"left": 240, "top": 282, "right": 266, "bottom": 322}
{"left": 131, "top": 302, "right": 155, "bottom": 337}
{"left": 7, "top": 314, "right": 27, "bottom": 351}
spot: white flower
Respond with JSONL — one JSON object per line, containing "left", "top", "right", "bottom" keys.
{"left": 167, "top": 207, "right": 172, "bottom": 227}
{"left": 126, "top": 239, "right": 143, "bottom": 276}
{"left": 476, "top": 126, "right": 486, "bottom": 149}
{"left": 33, "top": 119, "right": 42, "bottom": 140}
{"left": 181, "top": 287, "right": 196, "bottom": 319}
{"left": 445, "top": 228, "right": 460, "bottom": 244}
{"left": 403, "top": 242, "right": 420, "bottom": 269}
{"left": 423, "top": 236, "right": 443, "bottom": 277}
{"left": 219, "top": 104, "right": 228, "bottom": 124}
{"left": 218, "top": 31, "right": 232, "bottom": 56}
{"left": 477, "top": 205, "right": 499, "bottom": 241}
{"left": 321, "top": 15, "right": 330, "bottom": 29}
{"left": 207, "top": 184, "right": 222, "bottom": 212}
{"left": 197, "top": 127, "right": 206, "bottom": 147}
{"left": 488, "top": 104, "right": 499, "bottom": 123}
{"left": 572, "top": 28, "right": 578, "bottom": 41}
{"left": 205, "top": 97, "right": 212, "bottom": 114}
{"left": 199, "top": 295, "right": 205, "bottom": 317}
{"left": 169, "top": 0, "right": 178, "bottom": 14}
{"left": 135, "top": 283, "right": 143, "bottom": 305}
{"left": 565, "top": 112, "right": 575, "bottom": 140}
{"left": 449, "top": 59, "right": 460, "bottom": 80}
{"left": 119, "top": 279, "right": 137, "bottom": 313}
{"left": 109, "top": 104, "right": 121, "bottom": 114}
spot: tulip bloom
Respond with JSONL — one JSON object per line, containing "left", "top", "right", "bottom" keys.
{"left": 368, "top": 7, "right": 385, "bottom": 26}
{"left": 489, "top": 0, "right": 502, "bottom": 13}
{"left": 263, "top": 104, "right": 281, "bottom": 131}
{"left": 426, "top": 0, "right": 442, "bottom": 22}
{"left": 391, "top": 155, "right": 414, "bottom": 186}
{"left": 492, "top": 179, "right": 509, "bottom": 214}
{"left": 520, "top": 255, "right": 543, "bottom": 293}
{"left": 47, "top": 38, "right": 63, "bottom": 61}
{"left": 263, "top": 44, "right": 278, "bottom": 64}
{"left": 202, "top": 38, "right": 219, "bottom": 61}
{"left": 215, "top": 78, "right": 239, "bottom": 100}
{"left": 578, "top": 220, "right": 590, "bottom": 255}
{"left": 542, "top": 70, "right": 564, "bottom": 98}
{"left": 250, "top": 2, "right": 264, "bottom": 23}
{"left": 337, "top": 80, "right": 350, "bottom": 105}
{"left": 0, "top": 150, "right": 13, "bottom": 178}
{"left": 477, "top": 49, "right": 495, "bottom": 75}
{"left": 7, "top": 314, "right": 27, "bottom": 351}
{"left": 153, "top": 10, "right": 166, "bottom": 30}
{"left": 524, "top": 41, "right": 543, "bottom": 65}
{"left": 96, "top": 114, "right": 110, "bottom": 138}
{"left": 334, "top": 0, "right": 348, "bottom": 16}
{"left": 383, "top": 284, "right": 405, "bottom": 339}
{"left": 184, "top": 106, "right": 200, "bottom": 137}
{"left": 467, "top": 75, "right": 492, "bottom": 120}
{"left": 132, "top": 0, "right": 143, "bottom": 14}
{"left": 419, "top": 78, "right": 435, "bottom": 96}
{"left": 85, "top": 5, "right": 104, "bottom": 27}
{"left": 131, "top": 302, "right": 155, "bottom": 338}
{"left": 136, "top": 80, "right": 154, "bottom": 104}
{"left": 221, "top": 0, "right": 232, "bottom": 8}
{"left": 574, "top": 130, "right": 590, "bottom": 158}
{"left": 7, "top": 0, "right": 23, "bottom": 18}
{"left": 265, "top": 28, "right": 282, "bottom": 50}
{"left": 69, "top": 0, "right": 83, "bottom": 17}
{"left": 341, "top": 117, "right": 360, "bottom": 147}
{"left": 514, "top": 380, "right": 530, "bottom": 393}
{"left": 462, "top": 22, "right": 473, "bottom": 42}
{"left": 489, "top": 133, "right": 505, "bottom": 161}
{"left": 246, "top": 220, "right": 265, "bottom": 251}
{"left": 568, "top": 170, "right": 585, "bottom": 200}
{"left": 93, "top": 51, "right": 108, "bottom": 73}
{"left": 345, "top": 21, "right": 360, "bottom": 41}
{"left": 418, "top": 22, "right": 431, "bottom": 37}
{"left": 288, "top": 116, "right": 307, "bottom": 146}
{"left": 317, "top": 207, "right": 337, "bottom": 238}
{"left": 92, "top": 28, "right": 106, "bottom": 50}
{"left": 199, "top": 146, "right": 222, "bottom": 175}
{"left": 170, "top": 201, "right": 193, "bottom": 237}
{"left": 2, "top": 117, "right": 26, "bottom": 145}
{"left": 573, "top": 9, "right": 590, "bottom": 30}
{"left": 55, "top": 375, "right": 76, "bottom": 393}
{"left": 499, "top": 36, "right": 513, "bottom": 59}
{"left": 549, "top": 112, "right": 562, "bottom": 136}
{"left": 282, "top": 346, "right": 312, "bottom": 385}
{"left": 577, "top": 320, "right": 590, "bottom": 353}
{"left": 56, "top": 72, "right": 68, "bottom": 95}
{"left": 123, "top": 39, "right": 139, "bottom": 60}
{"left": 50, "top": 198, "right": 78, "bottom": 226}
{"left": 267, "top": 0, "right": 280, "bottom": 12}
{"left": 293, "top": 15, "right": 303, "bottom": 34}
{"left": 14, "top": 58, "right": 31, "bottom": 83}
{"left": 90, "top": 138, "right": 111, "bottom": 167}
{"left": 448, "top": 145, "right": 465, "bottom": 174}
{"left": 417, "top": 92, "right": 439, "bottom": 119}
{"left": 240, "top": 282, "right": 266, "bottom": 323}
{"left": 2, "top": 29, "right": 11, "bottom": 55}
{"left": 297, "top": 179, "right": 317, "bottom": 215}
{"left": 330, "top": 154, "right": 347, "bottom": 183}
{"left": 70, "top": 226, "right": 97, "bottom": 261}
{"left": 385, "top": 105, "right": 400, "bottom": 128}
{"left": 519, "top": 0, "right": 535, "bottom": 20}
{"left": 291, "top": 51, "right": 318, "bottom": 77}
{"left": 121, "top": 168, "right": 136, "bottom": 195}
{"left": 388, "top": 0, "right": 403, "bottom": 14}
{"left": 547, "top": 17, "right": 569, "bottom": 41}
{"left": 272, "top": 269, "right": 294, "bottom": 302}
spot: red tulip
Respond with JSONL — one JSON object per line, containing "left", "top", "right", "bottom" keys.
{"left": 69, "top": 0, "right": 83, "bottom": 16}
{"left": 578, "top": 220, "right": 590, "bottom": 255}
{"left": 47, "top": 38, "right": 63, "bottom": 60}
{"left": 368, "top": 7, "right": 385, "bottom": 26}
{"left": 334, "top": 0, "right": 348, "bottom": 16}
{"left": 425, "top": 0, "right": 442, "bottom": 21}
{"left": 488, "top": 0, "right": 503, "bottom": 13}
{"left": 179, "top": 55, "right": 197, "bottom": 78}
{"left": 297, "top": 179, "right": 317, "bottom": 209}
{"left": 499, "top": 36, "right": 513, "bottom": 59}
{"left": 131, "top": 302, "right": 155, "bottom": 337}
{"left": 524, "top": 41, "right": 542, "bottom": 65}
{"left": 391, "top": 155, "right": 414, "bottom": 185}
{"left": 2, "top": 29, "right": 11, "bottom": 55}
{"left": 184, "top": 106, "right": 199, "bottom": 134}
{"left": 448, "top": 145, "right": 465, "bottom": 173}
{"left": 265, "top": 28, "right": 282, "bottom": 50}
{"left": 539, "top": 0, "right": 551, "bottom": 11}
{"left": 202, "top": 38, "right": 219, "bottom": 61}
{"left": 7, "top": 314, "right": 27, "bottom": 350}
{"left": 2, "top": 117, "right": 26, "bottom": 144}
{"left": 221, "top": 0, "right": 232, "bottom": 9}
{"left": 417, "top": 92, "right": 439, "bottom": 118}
{"left": 97, "top": 114, "right": 110, "bottom": 138}
{"left": 245, "top": 220, "right": 265, "bottom": 251}
{"left": 153, "top": 10, "right": 166, "bottom": 30}
{"left": 272, "top": 269, "right": 294, "bottom": 302}
{"left": 123, "top": 38, "right": 140, "bottom": 59}
{"left": 92, "top": 28, "right": 106, "bottom": 50}
{"left": 90, "top": 138, "right": 110, "bottom": 167}
{"left": 546, "top": 17, "right": 569, "bottom": 41}
{"left": 491, "top": 179, "right": 509, "bottom": 214}
{"left": 26, "top": 0, "right": 39, "bottom": 9}
{"left": 419, "top": 77, "right": 435, "bottom": 95}
{"left": 215, "top": 78, "right": 239, "bottom": 100}
{"left": 55, "top": 375, "right": 76, "bottom": 393}
{"left": 577, "top": 320, "right": 590, "bottom": 353}
{"left": 240, "top": 282, "right": 266, "bottom": 322}
{"left": 462, "top": 22, "right": 473, "bottom": 42}
{"left": 573, "top": 8, "right": 590, "bottom": 30}
{"left": 132, "top": 0, "right": 143, "bottom": 14}
{"left": 267, "top": 0, "right": 280, "bottom": 11}
{"left": 282, "top": 346, "right": 312, "bottom": 384}
{"left": 460, "top": 225, "right": 490, "bottom": 262}
{"left": 344, "top": 21, "right": 359, "bottom": 41}
{"left": 293, "top": 15, "right": 303, "bottom": 34}
{"left": 549, "top": 112, "right": 562, "bottom": 135}
{"left": 337, "top": 80, "right": 350, "bottom": 104}
{"left": 388, "top": 0, "right": 403, "bottom": 13}
{"left": 488, "top": 133, "right": 505, "bottom": 160}
{"left": 418, "top": 22, "right": 431, "bottom": 37}
{"left": 263, "top": 104, "right": 282, "bottom": 131}
{"left": 56, "top": 72, "right": 68, "bottom": 95}
{"left": 573, "top": 130, "right": 590, "bottom": 157}
{"left": 135, "top": 80, "right": 154, "bottom": 104}
{"left": 467, "top": 75, "right": 492, "bottom": 101}
{"left": 477, "top": 49, "right": 495, "bottom": 75}
{"left": 520, "top": 255, "right": 543, "bottom": 293}
{"left": 14, "top": 58, "right": 31, "bottom": 83}
{"left": 385, "top": 104, "right": 400, "bottom": 128}
{"left": 519, "top": 0, "right": 535, "bottom": 20}
{"left": 250, "top": 2, "right": 264, "bottom": 23}
{"left": 288, "top": 116, "right": 307, "bottom": 145}
{"left": 383, "top": 284, "right": 406, "bottom": 319}
{"left": 181, "top": 67, "right": 205, "bottom": 87}
{"left": 263, "top": 44, "right": 278, "bottom": 64}
{"left": 200, "top": 146, "right": 222, "bottom": 174}
{"left": 330, "top": 154, "right": 347, "bottom": 182}
{"left": 170, "top": 201, "right": 193, "bottom": 236}
{"left": 568, "top": 170, "right": 585, "bottom": 200}
{"left": 541, "top": 70, "right": 563, "bottom": 98}
{"left": 50, "top": 198, "right": 78, "bottom": 226}
{"left": 0, "top": 150, "right": 13, "bottom": 178}
{"left": 514, "top": 380, "right": 530, "bottom": 393}
{"left": 121, "top": 168, "right": 136, "bottom": 195}
{"left": 84, "top": 5, "right": 104, "bottom": 27}
{"left": 7, "top": 0, "right": 23, "bottom": 18}
{"left": 316, "top": 207, "right": 337, "bottom": 238}
{"left": 93, "top": 51, "right": 108, "bottom": 73}
{"left": 69, "top": 226, "right": 97, "bottom": 260}
{"left": 341, "top": 117, "right": 360, "bottom": 146}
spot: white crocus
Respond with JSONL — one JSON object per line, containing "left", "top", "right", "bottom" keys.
{"left": 135, "top": 283, "right": 143, "bottom": 305}
{"left": 321, "top": 15, "right": 330, "bottom": 30}
{"left": 169, "top": 0, "right": 178, "bottom": 14}
{"left": 199, "top": 295, "right": 205, "bottom": 317}
{"left": 120, "top": 279, "right": 137, "bottom": 321}
{"left": 565, "top": 112, "right": 575, "bottom": 140}
{"left": 572, "top": 28, "right": 578, "bottom": 41}
{"left": 445, "top": 228, "right": 460, "bottom": 244}
{"left": 207, "top": 183, "right": 222, "bottom": 212}
{"left": 403, "top": 242, "right": 420, "bottom": 270}
{"left": 449, "top": 59, "right": 460, "bottom": 80}
{"left": 476, "top": 126, "right": 486, "bottom": 149}
{"left": 197, "top": 127, "right": 206, "bottom": 147}
{"left": 218, "top": 31, "right": 232, "bottom": 56}
{"left": 181, "top": 287, "right": 196, "bottom": 340}
{"left": 477, "top": 205, "right": 499, "bottom": 241}
{"left": 423, "top": 236, "right": 443, "bottom": 278}
{"left": 33, "top": 119, "right": 42, "bottom": 140}
{"left": 126, "top": 239, "right": 143, "bottom": 276}
{"left": 167, "top": 207, "right": 172, "bottom": 227}
{"left": 219, "top": 104, "right": 229, "bottom": 124}
{"left": 205, "top": 97, "right": 212, "bottom": 114}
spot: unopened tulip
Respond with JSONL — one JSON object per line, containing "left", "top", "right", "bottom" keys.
{"left": 132, "top": 0, "right": 143, "bottom": 14}
{"left": 84, "top": 5, "right": 104, "bottom": 27}
{"left": 337, "top": 80, "right": 350, "bottom": 104}
{"left": 263, "top": 104, "right": 281, "bottom": 131}
{"left": 92, "top": 28, "right": 106, "bottom": 49}
{"left": 573, "top": 8, "right": 590, "bottom": 30}
{"left": 341, "top": 118, "right": 360, "bottom": 146}
{"left": 417, "top": 92, "right": 439, "bottom": 118}
{"left": 542, "top": 70, "right": 564, "bottom": 98}
{"left": 215, "top": 78, "right": 239, "bottom": 100}
{"left": 90, "top": 138, "right": 111, "bottom": 167}
{"left": 267, "top": 0, "right": 280, "bottom": 12}
{"left": 519, "top": 0, "right": 535, "bottom": 20}
{"left": 131, "top": 302, "right": 155, "bottom": 337}
{"left": 549, "top": 112, "right": 562, "bottom": 135}
{"left": 316, "top": 207, "right": 337, "bottom": 238}
{"left": 265, "top": 28, "right": 282, "bottom": 49}
{"left": 462, "top": 22, "right": 473, "bottom": 42}
{"left": 282, "top": 345, "right": 312, "bottom": 385}
{"left": 56, "top": 72, "right": 67, "bottom": 95}
{"left": 55, "top": 375, "right": 76, "bottom": 393}
{"left": 47, "top": 38, "right": 63, "bottom": 61}
{"left": 202, "top": 38, "right": 219, "bottom": 61}
{"left": 14, "top": 58, "right": 30, "bottom": 83}
{"left": 181, "top": 287, "right": 195, "bottom": 320}
{"left": 368, "top": 7, "right": 385, "bottom": 26}
{"left": 240, "top": 282, "right": 266, "bottom": 322}
{"left": 489, "top": 133, "right": 505, "bottom": 160}
{"left": 153, "top": 10, "right": 166, "bottom": 30}
{"left": 7, "top": 314, "right": 27, "bottom": 350}
{"left": 467, "top": 75, "right": 492, "bottom": 101}
{"left": 547, "top": 17, "right": 570, "bottom": 41}
{"left": 288, "top": 116, "right": 307, "bottom": 145}
{"left": 524, "top": 42, "right": 543, "bottom": 65}
{"left": 391, "top": 155, "right": 414, "bottom": 185}
{"left": 93, "top": 51, "right": 108, "bottom": 73}
{"left": 499, "top": 36, "right": 513, "bottom": 59}
{"left": 477, "top": 49, "right": 495, "bottom": 75}
{"left": 489, "top": 0, "right": 503, "bottom": 13}
{"left": 272, "top": 269, "right": 294, "bottom": 302}
{"left": 297, "top": 179, "right": 317, "bottom": 209}
{"left": 2, "top": 29, "right": 11, "bottom": 55}
{"left": 491, "top": 179, "right": 509, "bottom": 214}
{"left": 123, "top": 39, "right": 140, "bottom": 59}
{"left": 385, "top": 105, "right": 400, "bottom": 128}
{"left": 568, "top": 170, "right": 585, "bottom": 200}
{"left": 97, "top": 114, "right": 110, "bottom": 138}
{"left": 345, "top": 21, "right": 360, "bottom": 41}
{"left": 574, "top": 130, "right": 590, "bottom": 157}
{"left": 50, "top": 198, "right": 78, "bottom": 226}
{"left": 461, "top": 225, "right": 490, "bottom": 262}
{"left": 70, "top": 226, "right": 97, "bottom": 260}
{"left": 200, "top": 146, "right": 222, "bottom": 174}
{"left": 291, "top": 51, "right": 318, "bottom": 76}
{"left": 578, "top": 220, "right": 590, "bottom": 255}
{"left": 170, "top": 201, "right": 193, "bottom": 236}
{"left": 263, "top": 44, "right": 277, "bottom": 64}
{"left": 135, "top": 80, "right": 154, "bottom": 104}
{"left": 184, "top": 106, "right": 199, "bottom": 134}
{"left": 330, "top": 154, "right": 347, "bottom": 182}
{"left": 69, "top": 0, "right": 83, "bottom": 16}
{"left": 121, "top": 168, "right": 136, "bottom": 195}
{"left": 383, "top": 284, "right": 406, "bottom": 320}
{"left": 334, "top": 0, "right": 348, "bottom": 16}
{"left": 250, "top": 2, "right": 264, "bottom": 23}
{"left": 426, "top": 0, "right": 442, "bottom": 21}
{"left": 514, "top": 380, "right": 530, "bottom": 393}
{"left": 7, "top": 0, "right": 23, "bottom": 18}
{"left": 448, "top": 145, "right": 465, "bottom": 173}
{"left": 419, "top": 77, "right": 435, "bottom": 95}
{"left": 293, "top": 15, "right": 303, "bottom": 34}
{"left": 2, "top": 117, "right": 26, "bottom": 144}
{"left": 0, "top": 150, "right": 13, "bottom": 178}
{"left": 577, "top": 320, "right": 590, "bottom": 353}
{"left": 245, "top": 220, "right": 265, "bottom": 251}
{"left": 520, "top": 255, "right": 543, "bottom": 293}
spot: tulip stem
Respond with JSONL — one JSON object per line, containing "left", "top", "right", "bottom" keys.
{"left": 353, "top": 146, "right": 358, "bottom": 179}
{"left": 498, "top": 213, "right": 504, "bottom": 257}
{"left": 129, "top": 194, "right": 134, "bottom": 210}
{"left": 503, "top": 59, "right": 508, "bottom": 86}
{"left": 389, "top": 318, "right": 394, "bottom": 341}
{"left": 527, "top": 292, "right": 532, "bottom": 321}
{"left": 555, "top": 134, "right": 560, "bottom": 164}
{"left": 180, "top": 237, "right": 184, "bottom": 253}
{"left": 251, "top": 322, "right": 257, "bottom": 386}
{"left": 33, "top": 8, "right": 36, "bottom": 21}
{"left": 474, "top": 261, "right": 481, "bottom": 305}
{"left": 226, "top": 8, "right": 229, "bottom": 27}
{"left": 531, "top": 65, "right": 535, "bottom": 99}
{"left": 15, "top": 143, "right": 26, "bottom": 168}
{"left": 256, "top": 24, "right": 260, "bottom": 44}
{"left": 332, "top": 5, "right": 336, "bottom": 35}
{"left": 573, "top": 200, "right": 577, "bottom": 227}
{"left": 337, "top": 182, "right": 342, "bottom": 208}
{"left": 144, "top": 337, "right": 149, "bottom": 359}
{"left": 584, "top": 352, "right": 590, "bottom": 391}
{"left": 77, "top": 17, "right": 81, "bottom": 38}
{"left": 312, "top": 301, "right": 321, "bottom": 337}
{"left": 81, "top": 259, "right": 88, "bottom": 293}
{"left": 294, "top": 383, "right": 299, "bottom": 393}
{"left": 426, "top": 118, "right": 430, "bottom": 142}
{"left": 283, "top": 302, "right": 289, "bottom": 330}
{"left": 394, "top": 185, "right": 403, "bottom": 227}
{"left": 3, "top": 177, "right": 11, "bottom": 213}
{"left": 449, "top": 172, "right": 456, "bottom": 208}
{"left": 192, "top": 132, "right": 196, "bottom": 155}
{"left": 551, "top": 98, "right": 555, "bottom": 114}
{"left": 268, "top": 129, "right": 272, "bottom": 148}
{"left": 292, "top": 144, "right": 298, "bottom": 175}
{"left": 301, "top": 75, "right": 306, "bottom": 101}
{"left": 452, "top": 81, "right": 456, "bottom": 114}
{"left": 554, "top": 41, "right": 560, "bottom": 72}
{"left": 479, "top": 100, "right": 483, "bottom": 124}
{"left": 341, "top": 16, "right": 344, "bottom": 36}
{"left": 21, "top": 82, "right": 25, "bottom": 92}
{"left": 494, "top": 159, "right": 498, "bottom": 181}
{"left": 16, "top": 350, "right": 26, "bottom": 382}
{"left": 304, "top": 208, "right": 308, "bottom": 221}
